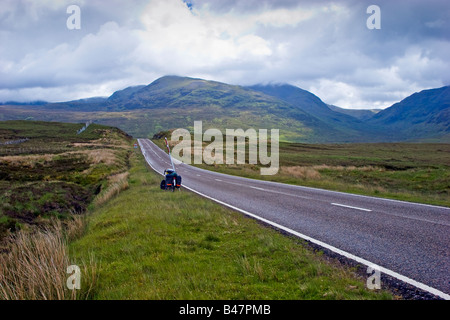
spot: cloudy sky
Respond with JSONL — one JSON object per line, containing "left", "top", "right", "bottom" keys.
{"left": 1, "top": 0, "right": 449, "bottom": 109}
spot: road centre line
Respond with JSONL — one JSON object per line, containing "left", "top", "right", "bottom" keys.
{"left": 331, "top": 203, "right": 372, "bottom": 212}
{"left": 250, "top": 186, "right": 266, "bottom": 191}
{"left": 329, "top": 202, "right": 449, "bottom": 226}
{"left": 211, "top": 177, "right": 312, "bottom": 200}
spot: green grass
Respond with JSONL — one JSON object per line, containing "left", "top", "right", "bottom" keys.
{"left": 69, "top": 151, "right": 393, "bottom": 300}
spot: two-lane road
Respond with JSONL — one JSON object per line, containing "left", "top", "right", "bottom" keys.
{"left": 138, "top": 138, "right": 450, "bottom": 299}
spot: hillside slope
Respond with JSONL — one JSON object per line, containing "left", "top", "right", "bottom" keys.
{"left": 247, "top": 84, "right": 383, "bottom": 140}
{"left": 368, "top": 86, "right": 450, "bottom": 141}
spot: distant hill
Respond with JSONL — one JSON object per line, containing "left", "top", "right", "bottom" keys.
{"left": 247, "top": 83, "right": 382, "bottom": 140}
{"left": 69, "top": 97, "right": 108, "bottom": 104}
{"left": 0, "top": 100, "right": 48, "bottom": 106}
{"left": 0, "top": 76, "right": 448, "bottom": 143}
{"left": 368, "top": 86, "right": 450, "bottom": 141}
{"left": 327, "top": 105, "right": 381, "bottom": 121}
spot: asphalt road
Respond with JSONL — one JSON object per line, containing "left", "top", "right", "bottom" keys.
{"left": 138, "top": 138, "right": 450, "bottom": 299}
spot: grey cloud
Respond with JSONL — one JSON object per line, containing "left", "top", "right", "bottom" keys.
{"left": 189, "top": 0, "right": 303, "bottom": 13}
{"left": 0, "top": 0, "right": 449, "bottom": 109}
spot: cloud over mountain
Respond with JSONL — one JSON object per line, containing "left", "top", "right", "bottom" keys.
{"left": 1, "top": 0, "right": 449, "bottom": 108}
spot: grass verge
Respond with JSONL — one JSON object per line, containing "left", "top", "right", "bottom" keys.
{"left": 69, "top": 150, "right": 393, "bottom": 300}
{"left": 0, "top": 217, "right": 96, "bottom": 300}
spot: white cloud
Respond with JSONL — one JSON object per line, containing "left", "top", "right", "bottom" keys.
{"left": 132, "top": 0, "right": 280, "bottom": 79}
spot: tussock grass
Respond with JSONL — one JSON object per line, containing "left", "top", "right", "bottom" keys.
{"left": 0, "top": 154, "right": 54, "bottom": 167}
{"left": 279, "top": 165, "right": 383, "bottom": 180}
{"left": 236, "top": 254, "right": 266, "bottom": 282}
{"left": 312, "top": 164, "right": 382, "bottom": 172}
{"left": 0, "top": 218, "right": 96, "bottom": 300}
{"left": 83, "top": 149, "right": 118, "bottom": 166}
{"left": 93, "top": 172, "right": 130, "bottom": 207}
{"left": 0, "top": 145, "right": 122, "bottom": 168}
{"left": 280, "top": 166, "right": 322, "bottom": 180}
{"left": 65, "top": 214, "right": 88, "bottom": 242}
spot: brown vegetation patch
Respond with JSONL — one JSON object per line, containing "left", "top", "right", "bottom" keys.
{"left": 280, "top": 166, "right": 322, "bottom": 180}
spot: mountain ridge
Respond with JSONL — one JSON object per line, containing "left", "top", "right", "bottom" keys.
{"left": 368, "top": 85, "right": 450, "bottom": 141}
{"left": 0, "top": 76, "right": 448, "bottom": 143}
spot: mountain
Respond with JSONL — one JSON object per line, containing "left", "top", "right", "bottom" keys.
{"left": 368, "top": 86, "right": 450, "bottom": 141}
{"left": 247, "top": 84, "right": 333, "bottom": 116}
{"left": 110, "top": 76, "right": 354, "bottom": 142}
{"left": 247, "top": 83, "right": 382, "bottom": 140}
{"left": 98, "top": 76, "right": 390, "bottom": 142}
{"left": 108, "top": 85, "right": 146, "bottom": 101}
{"left": 0, "top": 76, "right": 448, "bottom": 143}
{"left": 327, "top": 105, "right": 381, "bottom": 121}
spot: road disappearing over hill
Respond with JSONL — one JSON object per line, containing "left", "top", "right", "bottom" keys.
{"left": 138, "top": 138, "right": 450, "bottom": 299}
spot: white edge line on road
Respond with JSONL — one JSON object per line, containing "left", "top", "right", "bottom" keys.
{"left": 138, "top": 139, "right": 450, "bottom": 300}
{"left": 332, "top": 203, "right": 372, "bottom": 212}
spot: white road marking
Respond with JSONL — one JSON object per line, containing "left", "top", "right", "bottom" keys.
{"left": 331, "top": 203, "right": 372, "bottom": 212}
{"left": 221, "top": 179, "right": 312, "bottom": 200}
{"left": 250, "top": 186, "right": 265, "bottom": 191}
